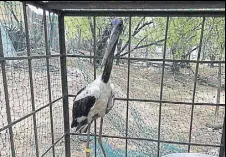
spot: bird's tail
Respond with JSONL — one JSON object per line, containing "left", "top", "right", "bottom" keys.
{"left": 71, "top": 119, "right": 88, "bottom": 133}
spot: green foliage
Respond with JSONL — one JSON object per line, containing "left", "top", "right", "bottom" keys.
{"left": 203, "top": 17, "right": 225, "bottom": 60}
{"left": 65, "top": 17, "right": 92, "bottom": 40}
{"left": 166, "top": 17, "right": 202, "bottom": 59}
{"left": 64, "top": 16, "right": 225, "bottom": 60}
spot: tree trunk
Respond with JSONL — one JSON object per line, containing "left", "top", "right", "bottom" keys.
{"left": 171, "top": 47, "right": 180, "bottom": 73}
{"left": 209, "top": 53, "right": 216, "bottom": 67}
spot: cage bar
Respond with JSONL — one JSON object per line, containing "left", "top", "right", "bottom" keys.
{"left": 23, "top": 2, "right": 40, "bottom": 156}
{"left": 44, "top": 1, "right": 225, "bottom": 11}
{"left": 188, "top": 17, "right": 206, "bottom": 152}
{"left": 43, "top": 10, "right": 56, "bottom": 157}
{"left": 157, "top": 16, "right": 170, "bottom": 157}
{"left": 0, "top": 1, "right": 224, "bottom": 157}
{"left": 0, "top": 18, "right": 16, "bottom": 157}
{"left": 219, "top": 119, "right": 225, "bottom": 157}
{"left": 125, "top": 16, "right": 132, "bottom": 157}
{"left": 58, "top": 14, "right": 71, "bottom": 157}
{"left": 93, "top": 16, "right": 97, "bottom": 156}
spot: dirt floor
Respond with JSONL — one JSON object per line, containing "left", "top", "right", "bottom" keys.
{"left": 0, "top": 58, "right": 225, "bottom": 157}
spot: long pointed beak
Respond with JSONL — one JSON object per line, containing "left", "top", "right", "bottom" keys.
{"left": 101, "top": 26, "right": 121, "bottom": 69}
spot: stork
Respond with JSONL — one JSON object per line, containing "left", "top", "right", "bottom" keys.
{"left": 71, "top": 18, "right": 123, "bottom": 157}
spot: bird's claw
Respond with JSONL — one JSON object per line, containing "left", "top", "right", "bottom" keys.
{"left": 86, "top": 152, "right": 90, "bottom": 157}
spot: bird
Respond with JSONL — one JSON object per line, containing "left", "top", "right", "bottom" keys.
{"left": 71, "top": 18, "right": 123, "bottom": 157}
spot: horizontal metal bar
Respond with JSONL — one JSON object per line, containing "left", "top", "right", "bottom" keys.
{"left": 25, "top": 1, "right": 61, "bottom": 14}
{"left": 1, "top": 54, "right": 225, "bottom": 64}
{"left": 69, "top": 132, "right": 224, "bottom": 148}
{"left": 116, "top": 98, "right": 226, "bottom": 107}
{"left": 41, "top": 134, "right": 65, "bottom": 157}
{"left": 0, "top": 54, "right": 61, "bottom": 61}
{"left": 66, "top": 55, "right": 225, "bottom": 64}
{"left": 0, "top": 97, "right": 63, "bottom": 132}
{"left": 68, "top": 95, "right": 225, "bottom": 107}
{"left": 45, "top": 1, "right": 225, "bottom": 11}
{"left": 62, "top": 10, "right": 225, "bottom": 17}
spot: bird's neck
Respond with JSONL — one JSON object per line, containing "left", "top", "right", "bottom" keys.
{"left": 101, "top": 40, "right": 117, "bottom": 83}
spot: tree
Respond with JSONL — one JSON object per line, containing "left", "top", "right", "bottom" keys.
{"left": 202, "top": 17, "right": 225, "bottom": 67}
{"left": 64, "top": 16, "right": 225, "bottom": 70}
{"left": 1, "top": 1, "right": 26, "bottom": 52}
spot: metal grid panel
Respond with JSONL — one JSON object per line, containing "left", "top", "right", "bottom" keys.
{"left": 65, "top": 15, "right": 224, "bottom": 157}
{"left": 0, "top": 1, "right": 63, "bottom": 157}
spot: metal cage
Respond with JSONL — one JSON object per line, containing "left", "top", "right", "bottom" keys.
{"left": 0, "top": 1, "right": 225, "bottom": 157}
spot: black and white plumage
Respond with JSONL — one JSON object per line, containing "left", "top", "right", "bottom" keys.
{"left": 71, "top": 18, "right": 123, "bottom": 157}
{"left": 71, "top": 76, "right": 115, "bottom": 132}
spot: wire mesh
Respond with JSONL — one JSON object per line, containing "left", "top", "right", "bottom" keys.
{"left": 0, "top": 1, "right": 63, "bottom": 157}
{"left": 0, "top": 129, "right": 11, "bottom": 157}
{"left": 12, "top": 116, "right": 36, "bottom": 156}
{"left": 128, "top": 139, "right": 158, "bottom": 157}
{"left": 65, "top": 15, "right": 225, "bottom": 157}
{"left": 160, "top": 143, "right": 188, "bottom": 157}
{"left": 160, "top": 103, "right": 191, "bottom": 143}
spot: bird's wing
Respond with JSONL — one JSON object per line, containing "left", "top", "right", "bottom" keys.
{"left": 73, "top": 86, "right": 86, "bottom": 102}
{"left": 71, "top": 86, "right": 100, "bottom": 129}
{"left": 105, "top": 87, "right": 115, "bottom": 114}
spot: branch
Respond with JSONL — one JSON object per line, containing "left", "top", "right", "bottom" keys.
{"left": 136, "top": 39, "right": 165, "bottom": 49}
{"left": 5, "top": 2, "right": 19, "bottom": 25}
{"left": 119, "top": 39, "right": 165, "bottom": 57}
{"left": 134, "top": 35, "right": 148, "bottom": 49}
{"left": 133, "top": 21, "right": 153, "bottom": 36}
{"left": 183, "top": 45, "right": 199, "bottom": 58}
{"left": 119, "top": 20, "right": 153, "bottom": 54}
{"left": 88, "top": 17, "right": 95, "bottom": 39}
{"left": 133, "top": 17, "right": 145, "bottom": 36}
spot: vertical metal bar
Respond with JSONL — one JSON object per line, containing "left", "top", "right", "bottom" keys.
{"left": 93, "top": 16, "right": 97, "bottom": 157}
{"left": 157, "top": 16, "right": 170, "bottom": 157}
{"left": 219, "top": 117, "right": 225, "bottom": 157}
{"left": 58, "top": 13, "right": 71, "bottom": 157}
{"left": 23, "top": 2, "right": 40, "bottom": 156}
{"left": 188, "top": 17, "right": 206, "bottom": 152}
{"left": 43, "top": 10, "right": 55, "bottom": 157}
{"left": 0, "top": 20, "right": 16, "bottom": 157}
{"left": 125, "top": 16, "right": 132, "bottom": 157}
{"left": 215, "top": 60, "right": 222, "bottom": 122}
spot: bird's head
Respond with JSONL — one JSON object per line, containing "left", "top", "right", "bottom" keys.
{"left": 101, "top": 18, "right": 123, "bottom": 68}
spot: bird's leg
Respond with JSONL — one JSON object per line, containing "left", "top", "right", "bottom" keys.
{"left": 85, "top": 123, "right": 91, "bottom": 157}
{"left": 98, "top": 117, "right": 107, "bottom": 157}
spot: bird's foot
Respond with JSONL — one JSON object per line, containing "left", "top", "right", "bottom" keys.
{"left": 86, "top": 152, "right": 90, "bottom": 157}
{"left": 85, "top": 148, "right": 91, "bottom": 157}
